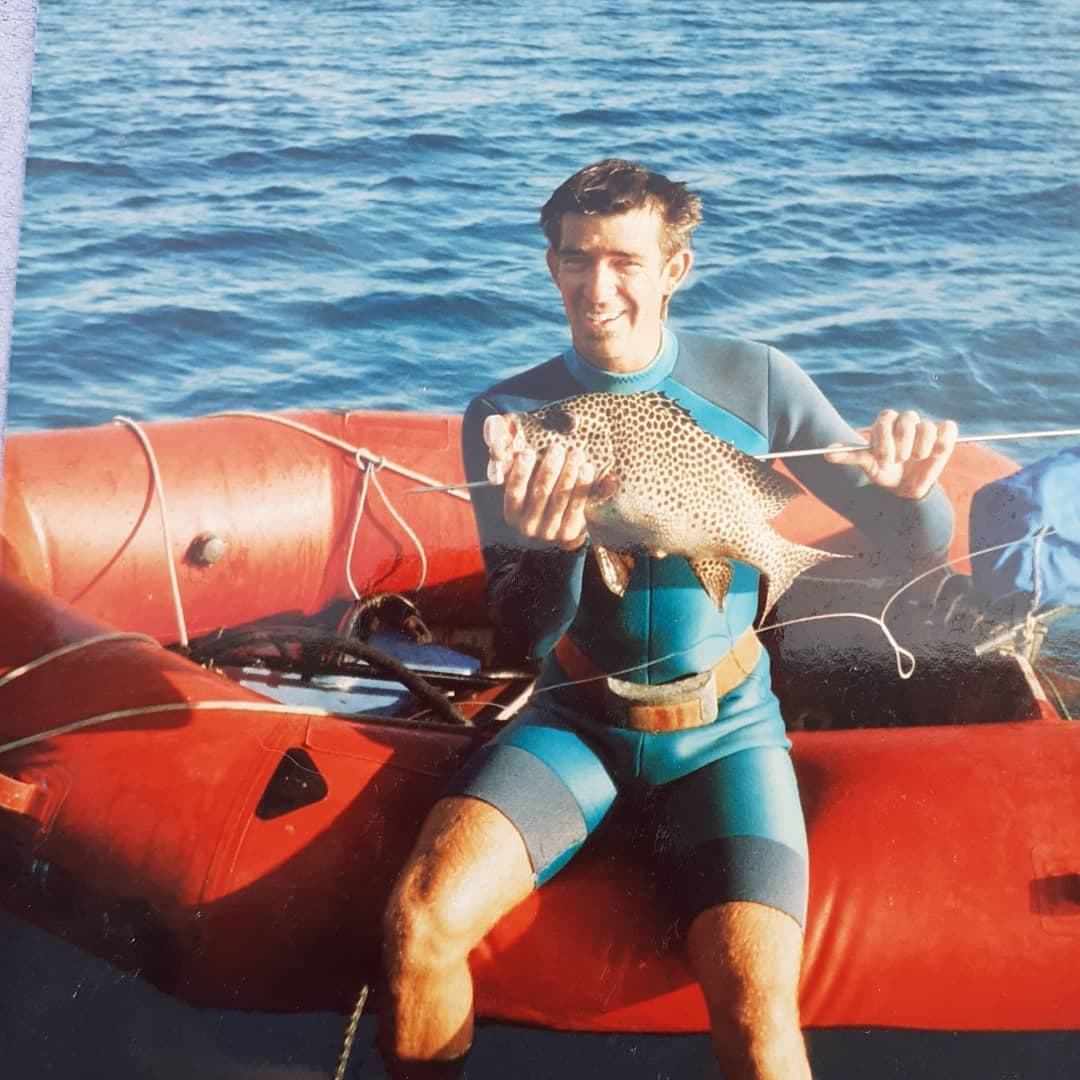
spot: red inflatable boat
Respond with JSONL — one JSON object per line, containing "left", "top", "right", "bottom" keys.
{"left": 0, "top": 408, "right": 1077, "bottom": 1033}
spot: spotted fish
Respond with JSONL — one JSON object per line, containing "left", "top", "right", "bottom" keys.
{"left": 484, "top": 390, "right": 842, "bottom": 614}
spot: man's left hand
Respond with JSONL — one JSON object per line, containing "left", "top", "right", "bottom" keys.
{"left": 825, "top": 409, "right": 958, "bottom": 499}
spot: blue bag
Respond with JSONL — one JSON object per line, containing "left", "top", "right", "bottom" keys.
{"left": 969, "top": 446, "right": 1080, "bottom": 611}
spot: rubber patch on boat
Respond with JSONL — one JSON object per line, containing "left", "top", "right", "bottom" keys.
{"left": 1032, "top": 844, "right": 1080, "bottom": 935}
{"left": 255, "top": 747, "right": 329, "bottom": 820}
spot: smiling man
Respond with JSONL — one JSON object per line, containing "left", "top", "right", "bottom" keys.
{"left": 380, "top": 160, "right": 957, "bottom": 1079}
{"left": 545, "top": 200, "right": 693, "bottom": 374}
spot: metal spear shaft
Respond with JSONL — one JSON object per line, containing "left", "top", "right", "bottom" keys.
{"left": 408, "top": 426, "right": 1080, "bottom": 494}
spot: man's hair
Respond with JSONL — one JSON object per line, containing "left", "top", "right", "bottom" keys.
{"left": 540, "top": 159, "right": 703, "bottom": 258}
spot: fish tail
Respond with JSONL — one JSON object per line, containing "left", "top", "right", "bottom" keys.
{"left": 762, "top": 541, "right": 842, "bottom": 616}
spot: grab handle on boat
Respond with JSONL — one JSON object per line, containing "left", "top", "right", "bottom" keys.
{"left": 0, "top": 769, "right": 65, "bottom": 834}
{"left": 0, "top": 771, "right": 49, "bottom": 823}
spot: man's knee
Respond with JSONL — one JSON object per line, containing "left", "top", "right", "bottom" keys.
{"left": 687, "top": 900, "right": 804, "bottom": 1019}
{"left": 384, "top": 853, "right": 470, "bottom": 974}
{"left": 383, "top": 796, "right": 534, "bottom": 974}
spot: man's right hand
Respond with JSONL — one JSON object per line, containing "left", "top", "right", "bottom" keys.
{"left": 502, "top": 443, "right": 596, "bottom": 550}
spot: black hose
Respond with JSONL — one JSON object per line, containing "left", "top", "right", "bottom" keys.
{"left": 182, "top": 625, "right": 473, "bottom": 727}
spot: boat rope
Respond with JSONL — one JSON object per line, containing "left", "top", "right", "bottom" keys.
{"left": 346, "top": 455, "right": 429, "bottom": 598}
{"left": 0, "top": 627, "right": 484, "bottom": 754}
{"left": 491, "top": 678, "right": 537, "bottom": 722}
{"left": 0, "top": 681, "right": 512, "bottom": 758}
{"left": 112, "top": 416, "right": 190, "bottom": 648}
{"left": 1028, "top": 526, "right": 1048, "bottom": 643}
{"left": 209, "top": 410, "right": 470, "bottom": 502}
{"left": 761, "top": 527, "right": 1063, "bottom": 679}
{"left": 333, "top": 984, "right": 370, "bottom": 1080}
{"left": 209, "top": 410, "right": 439, "bottom": 597}
{"left": 112, "top": 409, "right": 443, "bottom": 636}
{"left": 346, "top": 461, "right": 375, "bottom": 601}
{"left": 1020, "top": 528, "right": 1073, "bottom": 718}
{"left": 0, "top": 632, "right": 161, "bottom": 690}
{"left": 760, "top": 527, "right": 1062, "bottom": 678}
{"left": 0, "top": 698, "right": 345, "bottom": 758}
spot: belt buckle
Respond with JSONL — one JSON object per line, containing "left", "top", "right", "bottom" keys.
{"left": 603, "top": 670, "right": 718, "bottom": 733}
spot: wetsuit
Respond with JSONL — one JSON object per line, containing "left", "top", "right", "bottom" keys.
{"left": 449, "top": 329, "right": 953, "bottom": 927}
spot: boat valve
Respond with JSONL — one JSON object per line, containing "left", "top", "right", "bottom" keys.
{"left": 187, "top": 532, "right": 227, "bottom": 566}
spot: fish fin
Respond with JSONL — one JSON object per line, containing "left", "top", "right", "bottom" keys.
{"left": 592, "top": 544, "right": 636, "bottom": 596}
{"left": 748, "top": 460, "right": 806, "bottom": 519}
{"left": 762, "top": 541, "right": 847, "bottom": 616}
{"left": 689, "top": 557, "right": 735, "bottom": 609}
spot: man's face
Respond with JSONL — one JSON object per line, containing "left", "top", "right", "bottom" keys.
{"left": 546, "top": 207, "right": 692, "bottom": 374}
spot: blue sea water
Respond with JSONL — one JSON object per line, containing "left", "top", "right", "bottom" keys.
{"left": 3, "top": 0, "right": 1080, "bottom": 1076}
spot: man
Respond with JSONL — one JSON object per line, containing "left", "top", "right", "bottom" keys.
{"left": 381, "top": 159, "right": 957, "bottom": 1079}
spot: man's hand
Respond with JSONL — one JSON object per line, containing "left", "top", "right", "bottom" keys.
{"left": 825, "top": 409, "right": 958, "bottom": 499}
{"left": 502, "top": 443, "right": 596, "bottom": 549}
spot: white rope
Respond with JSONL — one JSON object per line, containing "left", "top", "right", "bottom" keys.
{"left": 112, "top": 417, "right": 189, "bottom": 648}
{"left": 344, "top": 460, "right": 375, "bottom": 601}
{"left": 878, "top": 529, "right": 1058, "bottom": 627}
{"left": 210, "top": 409, "right": 437, "bottom": 595}
{"left": 367, "top": 462, "right": 429, "bottom": 592}
{"left": 1026, "top": 526, "right": 1049, "bottom": 645}
{"left": 762, "top": 526, "right": 1062, "bottom": 679}
{"left": 209, "top": 410, "right": 471, "bottom": 501}
{"left": 0, "top": 632, "right": 161, "bottom": 690}
{"left": 333, "top": 984, "right": 370, "bottom": 1080}
{"left": 0, "top": 698, "right": 343, "bottom": 758}
{"left": 492, "top": 679, "right": 537, "bottom": 722}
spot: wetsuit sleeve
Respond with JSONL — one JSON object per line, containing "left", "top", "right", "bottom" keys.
{"left": 462, "top": 395, "right": 586, "bottom": 661}
{"left": 766, "top": 347, "right": 954, "bottom": 570}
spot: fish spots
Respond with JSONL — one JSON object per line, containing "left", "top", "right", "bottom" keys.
{"left": 491, "top": 389, "right": 840, "bottom": 611}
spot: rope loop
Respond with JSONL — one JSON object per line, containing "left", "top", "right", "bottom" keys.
{"left": 356, "top": 449, "right": 386, "bottom": 474}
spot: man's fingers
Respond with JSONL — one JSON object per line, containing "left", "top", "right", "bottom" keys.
{"left": 894, "top": 409, "right": 920, "bottom": 462}
{"left": 516, "top": 443, "right": 566, "bottom": 535}
{"left": 536, "top": 446, "right": 581, "bottom": 541}
{"left": 828, "top": 410, "right": 961, "bottom": 498}
{"left": 911, "top": 417, "right": 938, "bottom": 460}
{"left": 556, "top": 461, "right": 593, "bottom": 549}
{"left": 904, "top": 419, "right": 959, "bottom": 497}
{"left": 503, "top": 443, "right": 594, "bottom": 549}
{"left": 871, "top": 408, "right": 899, "bottom": 467}
{"left": 937, "top": 419, "right": 959, "bottom": 457}
{"left": 502, "top": 448, "right": 536, "bottom": 522}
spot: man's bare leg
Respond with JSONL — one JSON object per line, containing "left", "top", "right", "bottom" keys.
{"left": 382, "top": 795, "right": 535, "bottom": 1063}
{"left": 687, "top": 900, "right": 811, "bottom": 1080}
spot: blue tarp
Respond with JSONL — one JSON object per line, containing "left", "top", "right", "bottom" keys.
{"left": 969, "top": 446, "right": 1080, "bottom": 610}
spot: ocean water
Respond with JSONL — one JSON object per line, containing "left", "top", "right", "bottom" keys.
{"left": 4, "top": 0, "right": 1080, "bottom": 1076}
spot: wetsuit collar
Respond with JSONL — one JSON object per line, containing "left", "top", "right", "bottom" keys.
{"left": 563, "top": 326, "right": 678, "bottom": 394}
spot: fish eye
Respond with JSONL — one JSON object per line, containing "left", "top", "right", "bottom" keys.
{"left": 541, "top": 407, "right": 574, "bottom": 435}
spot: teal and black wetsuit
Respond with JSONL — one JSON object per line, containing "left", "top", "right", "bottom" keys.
{"left": 448, "top": 329, "right": 953, "bottom": 927}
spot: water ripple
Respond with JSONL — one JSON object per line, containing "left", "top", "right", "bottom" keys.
{"left": 9, "top": 0, "right": 1079, "bottom": 475}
